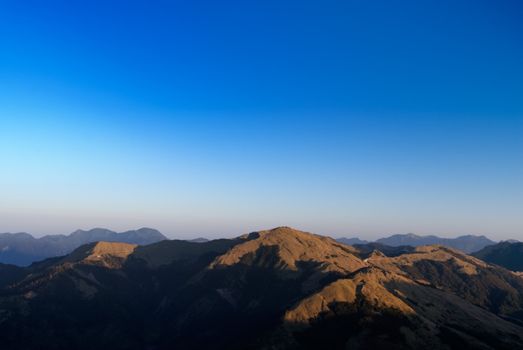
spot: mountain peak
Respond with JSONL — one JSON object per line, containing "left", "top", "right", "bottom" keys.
{"left": 64, "top": 241, "right": 137, "bottom": 267}
{"left": 258, "top": 226, "right": 302, "bottom": 236}
{"left": 88, "top": 241, "right": 137, "bottom": 258}
{"left": 2, "top": 227, "right": 523, "bottom": 349}
{"left": 405, "top": 233, "right": 420, "bottom": 238}
{"left": 71, "top": 227, "right": 113, "bottom": 235}
{"left": 211, "top": 227, "right": 366, "bottom": 283}
{"left": 237, "top": 227, "right": 308, "bottom": 242}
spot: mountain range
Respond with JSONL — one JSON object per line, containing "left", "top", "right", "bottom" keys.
{"left": 0, "top": 226, "right": 522, "bottom": 349}
{"left": 0, "top": 228, "right": 167, "bottom": 266}
{"left": 338, "top": 233, "right": 497, "bottom": 253}
{"left": 0, "top": 229, "right": 503, "bottom": 267}
{"left": 473, "top": 241, "right": 523, "bottom": 272}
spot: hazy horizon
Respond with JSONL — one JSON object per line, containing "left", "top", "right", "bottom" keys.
{"left": 0, "top": 224, "right": 516, "bottom": 242}
{"left": 1, "top": 1, "right": 522, "bottom": 241}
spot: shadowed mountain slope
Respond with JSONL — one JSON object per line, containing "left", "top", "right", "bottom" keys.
{"left": 0, "top": 227, "right": 522, "bottom": 350}
{"left": 473, "top": 241, "right": 523, "bottom": 272}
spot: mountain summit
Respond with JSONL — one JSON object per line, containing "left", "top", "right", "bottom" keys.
{"left": 63, "top": 241, "right": 138, "bottom": 268}
{"left": 212, "top": 227, "right": 364, "bottom": 272}
{"left": 0, "top": 227, "right": 522, "bottom": 349}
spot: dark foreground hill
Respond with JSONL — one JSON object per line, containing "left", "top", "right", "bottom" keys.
{"left": 0, "top": 228, "right": 167, "bottom": 266}
{"left": 473, "top": 241, "right": 523, "bottom": 272}
{"left": 0, "top": 227, "right": 522, "bottom": 350}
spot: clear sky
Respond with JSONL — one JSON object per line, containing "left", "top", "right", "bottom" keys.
{"left": 0, "top": 0, "right": 522, "bottom": 240}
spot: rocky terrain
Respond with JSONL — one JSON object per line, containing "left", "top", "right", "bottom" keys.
{"left": 0, "top": 227, "right": 522, "bottom": 350}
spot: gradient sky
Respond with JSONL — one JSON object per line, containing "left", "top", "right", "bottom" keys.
{"left": 0, "top": 0, "right": 522, "bottom": 240}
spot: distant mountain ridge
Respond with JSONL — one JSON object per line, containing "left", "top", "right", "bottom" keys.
{"left": 473, "top": 241, "right": 523, "bottom": 272}
{"left": 0, "top": 228, "right": 505, "bottom": 266}
{"left": 0, "top": 228, "right": 167, "bottom": 266}
{"left": 188, "top": 237, "right": 209, "bottom": 243}
{"left": 337, "top": 233, "right": 496, "bottom": 253}
{"left": 336, "top": 237, "right": 369, "bottom": 245}
{"left": 1, "top": 226, "right": 523, "bottom": 349}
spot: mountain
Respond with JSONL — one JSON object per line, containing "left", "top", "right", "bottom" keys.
{"left": 336, "top": 237, "right": 369, "bottom": 245}
{"left": 376, "top": 233, "right": 496, "bottom": 253}
{"left": 473, "top": 241, "right": 523, "bottom": 271}
{"left": 336, "top": 234, "right": 496, "bottom": 254}
{"left": 0, "top": 228, "right": 167, "bottom": 266}
{"left": 351, "top": 242, "right": 416, "bottom": 259}
{"left": 188, "top": 237, "right": 209, "bottom": 243}
{"left": 0, "top": 226, "right": 522, "bottom": 349}
{"left": 0, "top": 263, "right": 26, "bottom": 288}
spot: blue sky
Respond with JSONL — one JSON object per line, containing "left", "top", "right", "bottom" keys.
{"left": 0, "top": 0, "right": 522, "bottom": 239}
